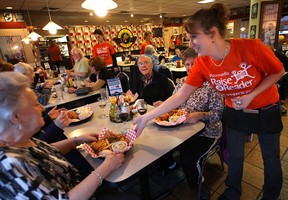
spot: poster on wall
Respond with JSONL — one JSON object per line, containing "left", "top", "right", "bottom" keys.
{"left": 251, "top": 3, "right": 258, "bottom": 19}
{"left": 0, "top": 36, "right": 27, "bottom": 63}
{"left": 259, "top": 1, "right": 281, "bottom": 48}
{"left": 250, "top": 25, "right": 256, "bottom": 39}
{"left": 3, "top": 12, "right": 13, "bottom": 22}
{"left": 15, "top": 12, "right": 24, "bottom": 22}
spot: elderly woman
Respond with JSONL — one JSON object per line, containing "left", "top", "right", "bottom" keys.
{"left": 83, "top": 56, "right": 115, "bottom": 91}
{"left": 0, "top": 72, "right": 124, "bottom": 199}
{"left": 66, "top": 47, "right": 89, "bottom": 81}
{"left": 129, "top": 55, "right": 174, "bottom": 105}
{"left": 14, "top": 62, "right": 53, "bottom": 106}
{"left": 144, "top": 45, "right": 159, "bottom": 72}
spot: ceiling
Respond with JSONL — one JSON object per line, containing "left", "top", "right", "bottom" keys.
{"left": 0, "top": 0, "right": 250, "bottom": 27}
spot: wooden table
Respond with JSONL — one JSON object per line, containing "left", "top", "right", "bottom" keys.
{"left": 64, "top": 102, "right": 205, "bottom": 199}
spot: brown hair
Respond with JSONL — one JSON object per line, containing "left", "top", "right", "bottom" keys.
{"left": 144, "top": 31, "right": 152, "bottom": 39}
{"left": 0, "top": 60, "right": 14, "bottom": 72}
{"left": 89, "top": 56, "right": 106, "bottom": 71}
{"left": 184, "top": 3, "right": 229, "bottom": 38}
{"left": 182, "top": 48, "right": 198, "bottom": 63}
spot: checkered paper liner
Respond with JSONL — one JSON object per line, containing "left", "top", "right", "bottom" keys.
{"left": 153, "top": 109, "right": 187, "bottom": 126}
{"left": 84, "top": 128, "right": 136, "bottom": 158}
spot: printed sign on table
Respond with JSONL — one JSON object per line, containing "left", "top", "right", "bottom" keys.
{"left": 107, "top": 77, "right": 123, "bottom": 95}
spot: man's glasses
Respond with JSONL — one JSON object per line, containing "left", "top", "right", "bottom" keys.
{"left": 138, "top": 61, "right": 149, "bottom": 67}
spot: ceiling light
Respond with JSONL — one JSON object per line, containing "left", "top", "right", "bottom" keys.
{"left": 90, "top": 12, "right": 93, "bottom": 16}
{"left": 6, "top": 7, "right": 13, "bottom": 9}
{"left": 85, "top": 20, "right": 88, "bottom": 23}
{"left": 240, "top": 27, "right": 246, "bottom": 32}
{"left": 131, "top": 14, "right": 134, "bottom": 17}
{"left": 197, "top": 0, "right": 215, "bottom": 4}
{"left": 160, "top": 14, "right": 162, "bottom": 18}
{"left": 42, "top": 0, "right": 62, "bottom": 34}
{"left": 24, "top": 0, "right": 41, "bottom": 42}
{"left": 28, "top": 31, "right": 42, "bottom": 41}
{"left": 81, "top": 0, "right": 118, "bottom": 17}
{"left": 21, "top": 37, "right": 31, "bottom": 44}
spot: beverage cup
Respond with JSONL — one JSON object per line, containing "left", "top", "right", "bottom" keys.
{"left": 59, "top": 66, "right": 66, "bottom": 75}
{"left": 55, "top": 84, "right": 64, "bottom": 101}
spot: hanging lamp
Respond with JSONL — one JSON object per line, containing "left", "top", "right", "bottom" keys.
{"left": 42, "top": 0, "right": 62, "bottom": 34}
{"left": 23, "top": 0, "right": 41, "bottom": 42}
{"left": 81, "top": 0, "right": 118, "bottom": 17}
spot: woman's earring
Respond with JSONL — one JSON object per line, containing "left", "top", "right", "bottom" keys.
{"left": 17, "top": 124, "right": 22, "bottom": 130}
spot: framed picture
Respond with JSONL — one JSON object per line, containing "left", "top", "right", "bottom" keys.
{"left": 173, "top": 27, "right": 179, "bottom": 35}
{"left": 259, "top": 1, "right": 282, "bottom": 48}
{"left": 250, "top": 25, "right": 256, "bottom": 39}
{"left": 251, "top": 3, "right": 258, "bottom": 19}
{"left": 15, "top": 12, "right": 24, "bottom": 22}
{"left": 3, "top": 12, "right": 13, "bottom": 22}
{"left": 0, "top": 36, "right": 27, "bottom": 63}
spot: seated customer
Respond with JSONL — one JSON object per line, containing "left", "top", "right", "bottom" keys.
{"left": 83, "top": 56, "right": 115, "bottom": 91}
{"left": 170, "top": 47, "right": 182, "bottom": 62}
{"left": 14, "top": 62, "right": 53, "bottom": 106}
{"left": 144, "top": 45, "right": 159, "bottom": 72}
{"left": 0, "top": 72, "right": 124, "bottom": 199}
{"left": 154, "top": 48, "right": 224, "bottom": 199}
{"left": 66, "top": 47, "right": 89, "bottom": 81}
{"left": 129, "top": 55, "right": 174, "bottom": 105}
{"left": 0, "top": 60, "right": 14, "bottom": 72}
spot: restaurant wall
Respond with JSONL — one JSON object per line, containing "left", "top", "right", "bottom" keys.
{"left": 0, "top": 28, "right": 35, "bottom": 64}
{"left": 67, "top": 24, "right": 164, "bottom": 56}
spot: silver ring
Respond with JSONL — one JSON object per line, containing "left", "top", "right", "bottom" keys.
{"left": 236, "top": 101, "right": 242, "bottom": 105}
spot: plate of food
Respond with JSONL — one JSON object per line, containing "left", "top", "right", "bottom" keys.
{"left": 68, "top": 105, "right": 94, "bottom": 125}
{"left": 84, "top": 128, "right": 136, "bottom": 158}
{"left": 153, "top": 109, "right": 187, "bottom": 127}
{"left": 123, "top": 91, "right": 139, "bottom": 105}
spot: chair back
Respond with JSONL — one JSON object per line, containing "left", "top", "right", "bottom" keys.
{"left": 116, "top": 72, "right": 130, "bottom": 93}
{"left": 159, "top": 66, "right": 173, "bottom": 81}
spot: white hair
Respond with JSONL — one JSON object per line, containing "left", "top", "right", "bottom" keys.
{"left": 145, "top": 45, "right": 155, "bottom": 55}
{"left": 14, "top": 62, "right": 34, "bottom": 77}
{"left": 0, "top": 72, "right": 30, "bottom": 132}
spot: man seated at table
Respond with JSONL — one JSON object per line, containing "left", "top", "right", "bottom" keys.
{"left": 129, "top": 55, "right": 174, "bottom": 105}
{"left": 14, "top": 62, "right": 54, "bottom": 106}
{"left": 84, "top": 56, "right": 115, "bottom": 91}
{"left": 170, "top": 47, "right": 182, "bottom": 62}
{"left": 66, "top": 47, "right": 89, "bottom": 81}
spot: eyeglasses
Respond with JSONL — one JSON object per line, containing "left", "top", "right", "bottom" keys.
{"left": 138, "top": 61, "right": 150, "bottom": 67}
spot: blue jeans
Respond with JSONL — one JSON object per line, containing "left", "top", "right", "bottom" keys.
{"left": 224, "top": 127, "right": 282, "bottom": 200}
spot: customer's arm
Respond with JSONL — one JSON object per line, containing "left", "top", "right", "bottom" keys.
{"left": 85, "top": 79, "right": 106, "bottom": 91}
{"left": 68, "top": 153, "right": 124, "bottom": 200}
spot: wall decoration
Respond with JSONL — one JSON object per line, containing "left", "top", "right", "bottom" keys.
{"left": 250, "top": 25, "right": 256, "bottom": 39}
{"left": 251, "top": 3, "right": 258, "bottom": 19}
{"left": 259, "top": 1, "right": 282, "bottom": 48}
{"left": 0, "top": 36, "right": 27, "bottom": 62}
{"left": 15, "top": 12, "right": 24, "bottom": 22}
{"left": 3, "top": 12, "right": 13, "bottom": 22}
{"left": 113, "top": 28, "right": 136, "bottom": 49}
{"left": 173, "top": 27, "right": 179, "bottom": 35}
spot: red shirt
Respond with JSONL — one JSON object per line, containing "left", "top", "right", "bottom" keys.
{"left": 140, "top": 40, "right": 151, "bottom": 54}
{"left": 92, "top": 42, "right": 116, "bottom": 66}
{"left": 185, "top": 39, "right": 283, "bottom": 109}
{"left": 47, "top": 45, "right": 62, "bottom": 61}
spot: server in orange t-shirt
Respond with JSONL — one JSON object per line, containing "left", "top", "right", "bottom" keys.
{"left": 140, "top": 31, "right": 153, "bottom": 54}
{"left": 92, "top": 29, "right": 117, "bottom": 73}
{"left": 133, "top": 3, "right": 284, "bottom": 200}
{"left": 46, "top": 40, "right": 62, "bottom": 71}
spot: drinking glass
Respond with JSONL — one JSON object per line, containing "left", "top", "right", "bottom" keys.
{"left": 59, "top": 66, "right": 66, "bottom": 75}
{"left": 119, "top": 104, "right": 129, "bottom": 133}
{"left": 97, "top": 97, "right": 107, "bottom": 118}
{"left": 137, "top": 100, "right": 148, "bottom": 115}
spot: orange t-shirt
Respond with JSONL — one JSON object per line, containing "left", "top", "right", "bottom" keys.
{"left": 47, "top": 45, "right": 62, "bottom": 61}
{"left": 92, "top": 42, "right": 116, "bottom": 66}
{"left": 185, "top": 39, "right": 283, "bottom": 109}
{"left": 140, "top": 40, "right": 151, "bottom": 54}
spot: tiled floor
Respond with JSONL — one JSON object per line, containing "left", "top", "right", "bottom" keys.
{"left": 120, "top": 100, "right": 288, "bottom": 200}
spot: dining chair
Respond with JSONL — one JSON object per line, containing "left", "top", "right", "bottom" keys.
{"left": 117, "top": 72, "right": 130, "bottom": 93}
{"left": 159, "top": 65, "right": 173, "bottom": 81}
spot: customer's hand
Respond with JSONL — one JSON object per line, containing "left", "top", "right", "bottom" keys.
{"left": 103, "top": 153, "right": 124, "bottom": 172}
{"left": 76, "top": 133, "right": 98, "bottom": 144}
{"left": 42, "top": 81, "right": 54, "bottom": 89}
{"left": 68, "top": 87, "right": 76, "bottom": 93}
{"left": 184, "top": 112, "right": 202, "bottom": 124}
{"left": 48, "top": 106, "right": 67, "bottom": 120}
{"left": 54, "top": 111, "right": 71, "bottom": 129}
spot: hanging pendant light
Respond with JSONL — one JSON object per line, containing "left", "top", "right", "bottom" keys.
{"left": 42, "top": 0, "right": 62, "bottom": 34}
{"left": 23, "top": 0, "right": 41, "bottom": 42}
{"left": 81, "top": 0, "right": 118, "bottom": 17}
